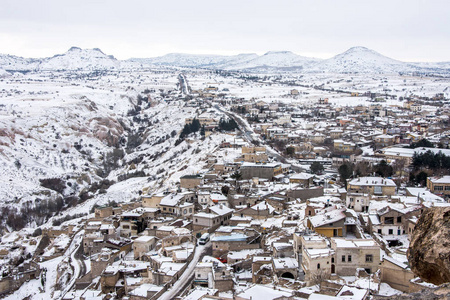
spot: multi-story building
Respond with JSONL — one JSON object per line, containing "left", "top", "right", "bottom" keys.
{"left": 331, "top": 238, "right": 380, "bottom": 275}
{"left": 300, "top": 234, "right": 334, "bottom": 285}
{"left": 427, "top": 176, "right": 450, "bottom": 196}
{"left": 240, "top": 162, "right": 283, "bottom": 180}
{"left": 347, "top": 176, "right": 396, "bottom": 197}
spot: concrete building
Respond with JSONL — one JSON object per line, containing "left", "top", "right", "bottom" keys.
{"left": 300, "top": 234, "right": 334, "bottom": 285}
{"left": 346, "top": 193, "right": 370, "bottom": 212}
{"left": 192, "top": 205, "right": 233, "bottom": 231}
{"left": 240, "top": 162, "right": 283, "bottom": 180}
{"left": 331, "top": 238, "right": 380, "bottom": 276}
{"left": 380, "top": 256, "right": 415, "bottom": 293}
{"left": 347, "top": 177, "right": 396, "bottom": 197}
{"left": 133, "top": 236, "right": 157, "bottom": 260}
{"left": 307, "top": 208, "right": 347, "bottom": 238}
{"left": 427, "top": 175, "right": 450, "bottom": 196}
{"left": 180, "top": 175, "right": 203, "bottom": 189}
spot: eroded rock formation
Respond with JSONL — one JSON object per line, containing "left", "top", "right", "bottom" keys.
{"left": 408, "top": 206, "right": 450, "bottom": 285}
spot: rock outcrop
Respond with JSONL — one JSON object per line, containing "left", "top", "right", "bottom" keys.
{"left": 408, "top": 206, "right": 450, "bottom": 285}
{"left": 373, "top": 283, "right": 450, "bottom": 300}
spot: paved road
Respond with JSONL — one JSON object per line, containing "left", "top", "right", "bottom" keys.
{"left": 214, "top": 103, "right": 304, "bottom": 172}
{"left": 178, "top": 73, "right": 190, "bottom": 95}
{"left": 60, "top": 230, "right": 84, "bottom": 298}
{"left": 158, "top": 241, "right": 210, "bottom": 300}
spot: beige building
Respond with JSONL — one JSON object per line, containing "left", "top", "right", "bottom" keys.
{"left": 133, "top": 236, "right": 157, "bottom": 260}
{"left": 331, "top": 238, "right": 380, "bottom": 276}
{"left": 427, "top": 175, "right": 450, "bottom": 196}
{"left": 180, "top": 175, "right": 203, "bottom": 189}
{"left": 333, "top": 139, "right": 356, "bottom": 153}
{"left": 347, "top": 176, "right": 396, "bottom": 196}
{"left": 300, "top": 234, "right": 334, "bottom": 285}
{"left": 346, "top": 193, "right": 370, "bottom": 212}
{"left": 240, "top": 162, "right": 283, "bottom": 180}
{"left": 142, "top": 193, "right": 165, "bottom": 208}
{"left": 380, "top": 256, "right": 415, "bottom": 292}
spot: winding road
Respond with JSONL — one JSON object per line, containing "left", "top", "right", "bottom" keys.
{"left": 158, "top": 241, "right": 210, "bottom": 300}
{"left": 59, "top": 230, "right": 85, "bottom": 298}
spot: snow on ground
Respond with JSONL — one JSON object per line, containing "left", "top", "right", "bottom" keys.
{"left": 4, "top": 256, "right": 64, "bottom": 300}
{"left": 378, "top": 282, "right": 403, "bottom": 296}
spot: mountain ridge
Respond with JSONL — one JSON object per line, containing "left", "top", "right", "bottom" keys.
{"left": 1, "top": 46, "right": 450, "bottom": 75}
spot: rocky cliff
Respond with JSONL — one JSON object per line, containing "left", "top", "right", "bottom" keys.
{"left": 408, "top": 206, "right": 450, "bottom": 285}
{"left": 373, "top": 283, "right": 450, "bottom": 300}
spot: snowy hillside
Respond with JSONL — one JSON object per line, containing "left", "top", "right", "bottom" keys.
{"left": 307, "top": 46, "right": 415, "bottom": 74}
{"left": 132, "top": 51, "right": 321, "bottom": 71}
{"left": 0, "top": 54, "right": 40, "bottom": 71}
{"left": 0, "top": 69, "right": 11, "bottom": 77}
{"left": 1, "top": 45, "right": 450, "bottom": 75}
{"left": 220, "top": 51, "right": 321, "bottom": 71}
{"left": 130, "top": 53, "right": 259, "bottom": 68}
{"left": 38, "top": 47, "right": 120, "bottom": 71}
{"left": 0, "top": 68, "right": 244, "bottom": 230}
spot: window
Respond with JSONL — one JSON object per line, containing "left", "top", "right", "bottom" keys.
{"left": 434, "top": 186, "right": 443, "bottom": 191}
{"left": 388, "top": 229, "right": 393, "bottom": 235}
{"left": 377, "top": 229, "right": 382, "bottom": 234}
{"left": 384, "top": 217, "right": 394, "bottom": 224}
{"left": 163, "top": 207, "right": 166, "bottom": 211}
{"left": 397, "top": 216, "right": 402, "bottom": 223}
{"left": 195, "top": 219, "right": 198, "bottom": 223}
{"left": 350, "top": 198, "right": 354, "bottom": 202}
{"left": 332, "top": 257, "right": 335, "bottom": 263}
{"left": 374, "top": 186, "right": 382, "bottom": 194}
{"left": 348, "top": 255, "right": 352, "bottom": 262}
{"left": 317, "top": 263, "right": 320, "bottom": 269}
{"left": 445, "top": 186, "right": 450, "bottom": 191}
{"left": 198, "top": 274, "right": 201, "bottom": 277}
{"left": 366, "top": 254, "right": 373, "bottom": 262}
{"left": 189, "top": 208, "right": 192, "bottom": 213}
{"left": 183, "top": 209, "right": 187, "bottom": 214}
{"left": 342, "top": 255, "right": 346, "bottom": 262}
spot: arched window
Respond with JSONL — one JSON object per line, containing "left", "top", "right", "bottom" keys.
{"left": 317, "top": 263, "right": 321, "bottom": 269}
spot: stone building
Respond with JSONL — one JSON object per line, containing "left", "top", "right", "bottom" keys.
{"left": 347, "top": 177, "right": 396, "bottom": 197}
{"left": 380, "top": 256, "right": 415, "bottom": 293}
{"left": 133, "top": 236, "right": 157, "bottom": 260}
{"left": 240, "top": 162, "right": 283, "bottom": 180}
{"left": 331, "top": 238, "right": 380, "bottom": 276}
{"left": 427, "top": 175, "right": 450, "bottom": 196}
{"left": 300, "top": 234, "right": 334, "bottom": 285}
{"left": 180, "top": 175, "right": 203, "bottom": 189}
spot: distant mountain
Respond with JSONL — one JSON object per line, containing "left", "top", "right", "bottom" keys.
{"left": 38, "top": 47, "right": 120, "bottom": 71}
{"left": 0, "top": 68, "right": 11, "bottom": 78}
{"left": 130, "top": 53, "right": 259, "bottom": 68}
{"left": 219, "top": 51, "right": 322, "bottom": 71}
{"left": 1, "top": 46, "right": 449, "bottom": 75}
{"left": 0, "top": 54, "right": 39, "bottom": 71}
{"left": 306, "top": 46, "right": 412, "bottom": 74}
{"left": 130, "top": 51, "right": 321, "bottom": 71}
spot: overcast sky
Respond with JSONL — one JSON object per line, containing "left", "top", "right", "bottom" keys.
{"left": 1, "top": 0, "right": 449, "bottom": 62}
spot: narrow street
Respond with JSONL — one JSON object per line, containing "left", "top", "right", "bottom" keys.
{"left": 214, "top": 103, "right": 304, "bottom": 172}
{"left": 59, "top": 230, "right": 85, "bottom": 298}
{"left": 158, "top": 241, "right": 210, "bottom": 300}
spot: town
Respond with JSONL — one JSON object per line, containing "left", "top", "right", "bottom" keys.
{"left": 0, "top": 66, "right": 450, "bottom": 300}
